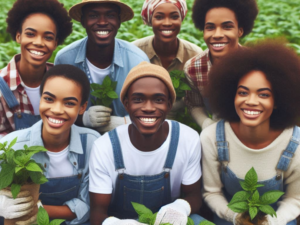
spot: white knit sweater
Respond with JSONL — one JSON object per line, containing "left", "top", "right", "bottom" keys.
{"left": 200, "top": 121, "right": 300, "bottom": 224}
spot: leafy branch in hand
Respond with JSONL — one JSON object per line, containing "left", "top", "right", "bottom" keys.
{"left": 90, "top": 76, "right": 118, "bottom": 107}
{"left": 227, "top": 167, "right": 284, "bottom": 220}
{"left": 0, "top": 137, "right": 48, "bottom": 198}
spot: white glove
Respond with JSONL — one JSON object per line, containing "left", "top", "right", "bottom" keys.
{"left": 82, "top": 105, "right": 112, "bottom": 128}
{"left": 96, "top": 116, "right": 131, "bottom": 133}
{"left": 0, "top": 189, "right": 34, "bottom": 219}
{"left": 154, "top": 199, "right": 191, "bottom": 225}
{"left": 102, "top": 217, "right": 147, "bottom": 225}
{"left": 167, "top": 98, "right": 185, "bottom": 120}
{"left": 201, "top": 117, "right": 215, "bottom": 129}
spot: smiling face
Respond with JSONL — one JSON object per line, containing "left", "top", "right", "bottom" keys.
{"left": 234, "top": 70, "right": 275, "bottom": 129}
{"left": 204, "top": 7, "right": 243, "bottom": 63}
{"left": 40, "top": 76, "right": 87, "bottom": 138}
{"left": 124, "top": 77, "right": 172, "bottom": 136}
{"left": 16, "top": 13, "right": 57, "bottom": 68}
{"left": 151, "top": 3, "right": 181, "bottom": 43}
{"left": 81, "top": 3, "right": 120, "bottom": 48}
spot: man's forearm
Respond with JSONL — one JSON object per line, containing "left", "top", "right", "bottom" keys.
{"left": 90, "top": 208, "right": 108, "bottom": 225}
{"left": 44, "top": 205, "right": 76, "bottom": 220}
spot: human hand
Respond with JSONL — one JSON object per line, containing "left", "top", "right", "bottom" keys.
{"left": 102, "top": 217, "right": 147, "bottom": 225}
{"left": 154, "top": 199, "right": 191, "bottom": 225}
{"left": 82, "top": 105, "right": 112, "bottom": 128}
{"left": 0, "top": 189, "right": 34, "bottom": 219}
{"left": 201, "top": 117, "right": 215, "bottom": 130}
{"left": 96, "top": 116, "right": 131, "bottom": 133}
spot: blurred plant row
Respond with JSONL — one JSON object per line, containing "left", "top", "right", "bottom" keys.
{"left": 0, "top": 0, "right": 299, "bottom": 68}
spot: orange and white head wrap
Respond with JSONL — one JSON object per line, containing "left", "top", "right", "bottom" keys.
{"left": 141, "top": 0, "right": 187, "bottom": 26}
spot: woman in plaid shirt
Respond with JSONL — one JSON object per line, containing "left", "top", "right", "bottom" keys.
{"left": 0, "top": 0, "right": 72, "bottom": 137}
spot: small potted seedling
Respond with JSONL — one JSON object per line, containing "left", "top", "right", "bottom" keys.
{"left": 227, "top": 167, "right": 284, "bottom": 225}
{"left": 90, "top": 76, "right": 118, "bottom": 107}
{"left": 33, "top": 206, "right": 65, "bottom": 225}
{"left": 132, "top": 202, "right": 215, "bottom": 225}
{"left": 0, "top": 137, "right": 48, "bottom": 225}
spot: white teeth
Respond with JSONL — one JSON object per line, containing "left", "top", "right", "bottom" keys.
{"left": 212, "top": 43, "right": 226, "bottom": 47}
{"left": 162, "top": 30, "right": 173, "bottom": 34}
{"left": 243, "top": 110, "right": 261, "bottom": 115}
{"left": 97, "top": 31, "right": 109, "bottom": 36}
{"left": 48, "top": 117, "right": 64, "bottom": 124}
{"left": 140, "top": 118, "right": 157, "bottom": 123}
{"left": 30, "top": 50, "right": 44, "bottom": 56}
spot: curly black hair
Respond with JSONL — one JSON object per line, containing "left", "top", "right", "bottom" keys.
{"left": 6, "top": 0, "right": 72, "bottom": 45}
{"left": 207, "top": 41, "right": 300, "bottom": 130}
{"left": 192, "top": 0, "right": 258, "bottom": 37}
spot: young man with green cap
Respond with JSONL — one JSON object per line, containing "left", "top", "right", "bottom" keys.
{"left": 89, "top": 62, "right": 205, "bottom": 225}
{"left": 54, "top": 0, "right": 149, "bottom": 133}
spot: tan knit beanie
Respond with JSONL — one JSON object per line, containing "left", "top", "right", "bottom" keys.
{"left": 120, "top": 61, "right": 176, "bottom": 104}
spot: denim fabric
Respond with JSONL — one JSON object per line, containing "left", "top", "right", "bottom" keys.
{"left": 0, "top": 121, "right": 100, "bottom": 225}
{"left": 54, "top": 37, "right": 149, "bottom": 117}
{"left": 0, "top": 76, "right": 41, "bottom": 130}
{"left": 214, "top": 120, "right": 298, "bottom": 225}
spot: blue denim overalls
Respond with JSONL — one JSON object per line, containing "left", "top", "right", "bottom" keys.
{"left": 0, "top": 77, "right": 41, "bottom": 130}
{"left": 213, "top": 120, "right": 298, "bottom": 225}
{"left": 107, "top": 121, "right": 205, "bottom": 224}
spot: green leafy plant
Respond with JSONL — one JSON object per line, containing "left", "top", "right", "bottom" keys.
{"left": 227, "top": 167, "right": 284, "bottom": 222}
{"left": 132, "top": 202, "right": 215, "bottom": 225}
{"left": 169, "top": 70, "right": 191, "bottom": 99}
{"left": 90, "top": 76, "right": 118, "bottom": 107}
{"left": 33, "top": 206, "right": 65, "bottom": 225}
{"left": 0, "top": 137, "right": 48, "bottom": 198}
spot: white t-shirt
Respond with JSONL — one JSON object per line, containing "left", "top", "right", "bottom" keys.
{"left": 86, "top": 59, "right": 111, "bottom": 84}
{"left": 46, "top": 146, "right": 73, "bottom": 178}
{"left": 89, "top": 120, "right": 202, "bottom": 201}
{"left": 23, "top": 84, "right": 40, "bottom": 115}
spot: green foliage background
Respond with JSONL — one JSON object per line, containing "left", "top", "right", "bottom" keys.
{"left": 0, "top": 0, "right": 299, "bottom": 68}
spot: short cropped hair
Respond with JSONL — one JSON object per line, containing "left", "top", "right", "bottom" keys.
{"left": 40, "top": 65, "right": 90, "bottom": 105}
{"left": 6, "top": 0, "right": 72, "bottom": 45}
{"left": 207, "top": 41, "right": 300, "bottom": 130}
{"left": 192, "top": 0, "right": 258, "bottom": 37}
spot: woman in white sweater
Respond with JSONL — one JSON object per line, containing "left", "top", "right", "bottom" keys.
{"left": 201, "top": 42, "right": 300, "bottom": 225}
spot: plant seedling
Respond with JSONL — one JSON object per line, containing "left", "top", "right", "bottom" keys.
{"left": 227, "top": 167, "right": 284, "bottom": 221}
{"left": 0, "top": 137, "right": 48, "bottom": 198}
{"left": 33, "top": 206, "right": 65, "bottom": 225}
{"left": 131, "top": 202, "right": 215, "bottom": 225}
{"left": 169, "top": 70, "right": 191, "bottom": 99}
{"left": 90, "top": 76, "right": 118, "bottom": 107}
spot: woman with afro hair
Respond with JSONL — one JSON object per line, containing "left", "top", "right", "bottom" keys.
{"left": 201, "top": 42, "right": 300, "bottom": 225}
{"left": 0, "top": 0, "right": 72, "bottom": 137}
{"left": 184, "top": 0, "right": 258, "bottom": 130}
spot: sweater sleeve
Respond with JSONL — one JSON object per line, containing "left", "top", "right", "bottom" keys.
{"left": 200, "top": 125, "right": 235, "bottom": 222}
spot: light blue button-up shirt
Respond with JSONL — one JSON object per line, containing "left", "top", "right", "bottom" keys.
{"left": 0, "top": 120, "right": 100, "bottom": 224}
{"left": 54, "top": 37, "right": 149, "bottom": 117}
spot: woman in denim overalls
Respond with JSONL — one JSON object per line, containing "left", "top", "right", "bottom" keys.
{"left": 0, "top": 0, "right": 72, "bottom": 136}
{"left": 201, "top": 42, "right": 300, "bottom": 224}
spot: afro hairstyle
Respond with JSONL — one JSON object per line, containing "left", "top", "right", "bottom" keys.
{"left": 192, "top": 0, "right": 258, "bottom": 37}
{"left": 6, "top": 0, "right": 72, "bottom": 45}
{"left": 207, "top": 41, "right": 300, "bottom": 130}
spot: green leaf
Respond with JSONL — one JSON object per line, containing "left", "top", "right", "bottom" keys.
{"left": 23, "top": 145, "right": 28, "bottom": 150}
{"left": 27, "top": 146, "right": 47, "bottom": 152}
{"left": 29, "top": 171, "right": 48, "bottom": 184}
{"left": 255, "top": 184, "right": 265, "bottom": 188}
{"left": 245, "top": 167, "right": 258, "bottom": 189}
{"left": 103, "top": 76, "right": 111, "bottom": 87}
{"left": 173, "top": 79, "right": 180, "bottom": 88}
{"left": 13, "top": 150, "right": 29, "bottom": 166}
{"left": 11, "top": 183, "right": 21, "bottom": 199}
{"left": 131, "top": 202, "right": 153, "bottom": 216}
{"left": 199, "top": 220, "right": 216, "bottom": 225}
{"left": 259, "top": 205, "right": 277, "bottom": 217}
{"left": 260, "top": 190, "right": 284, "bottom": 205}
{"left": 252, "top": 190, "right": 260, "bottom": 202}
{"left": 239, "top": 181, "right": 251, "bottom": 191}
{"left": 0, "top": 163, "right": 15, "bottom": 189}
{"left": 15, "top": 166, "right": 24, "bottom": 173}
{"left": 49, "top": 219, "right": 66, "bottom": 225}
{"left": 6, "top": 150, "right": 15, "bottom": 165}
{"left": 7, "top": 137, "right": 17, "bottom": 151}
{"left": 179, "top": 83, "right": 191, "bottom": 91}
{"left": 107, "top": 91, "right": 118, "bottom": 99}
{"left": 26, "top": 161, "right": 43, "bottom": 172}
{"left": 102, "top": 98, "right": 112, "bottom": 107}
{"left": 228, "top": 191, "right": 251, "bottom": 205}
{"left": 227, "top": 201, "right": 249, "bottom": 213}
{"left": 90, "top": 83, "right": 100, "bottom": 90}
{"left": 187, "top": 217, "right": 194, "bottom": 225}
{"left": 150, "top": 212, "right": 158, "bottom": 225}
{"left": 37, "top": 207, "right": 49, "bottom": 225}
{"left": 249, "top": 206, "right": 258, "bottom": 220}
{"left": 138, "top": 213, "right": 153, "bottom": 224}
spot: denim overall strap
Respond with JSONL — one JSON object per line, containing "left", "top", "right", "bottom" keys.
{"left": 108, "top": 129, "right": 125, "bottom": 170}
{"left": 78, "top": 133, "right": 87, "bottom": 169}
{"left": 164, "top": 121, "right": 180, "bottom": 170}
{"left": 0, "top": 76, "right": 19, "bottom": 108}
{"left": 216, "top": 120, "right": 229, "bottom": 169}
{"left": 276, "top": 126, "right": 300, "bottom": 179}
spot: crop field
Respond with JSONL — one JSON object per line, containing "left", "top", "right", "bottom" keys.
{"left": 0, "top": 0, "right": 299, "bottom": 68}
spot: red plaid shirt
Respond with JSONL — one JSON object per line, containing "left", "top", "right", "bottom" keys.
{"left": 0, "top": 54, "right": 52, "bottom": 136}
{"left": 184, "top": 49, "right": 211, "bottom": 108}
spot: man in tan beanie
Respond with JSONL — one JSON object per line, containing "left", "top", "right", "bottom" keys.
{"left": 89, "top": 62, "right": 206, "bottom": 225}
